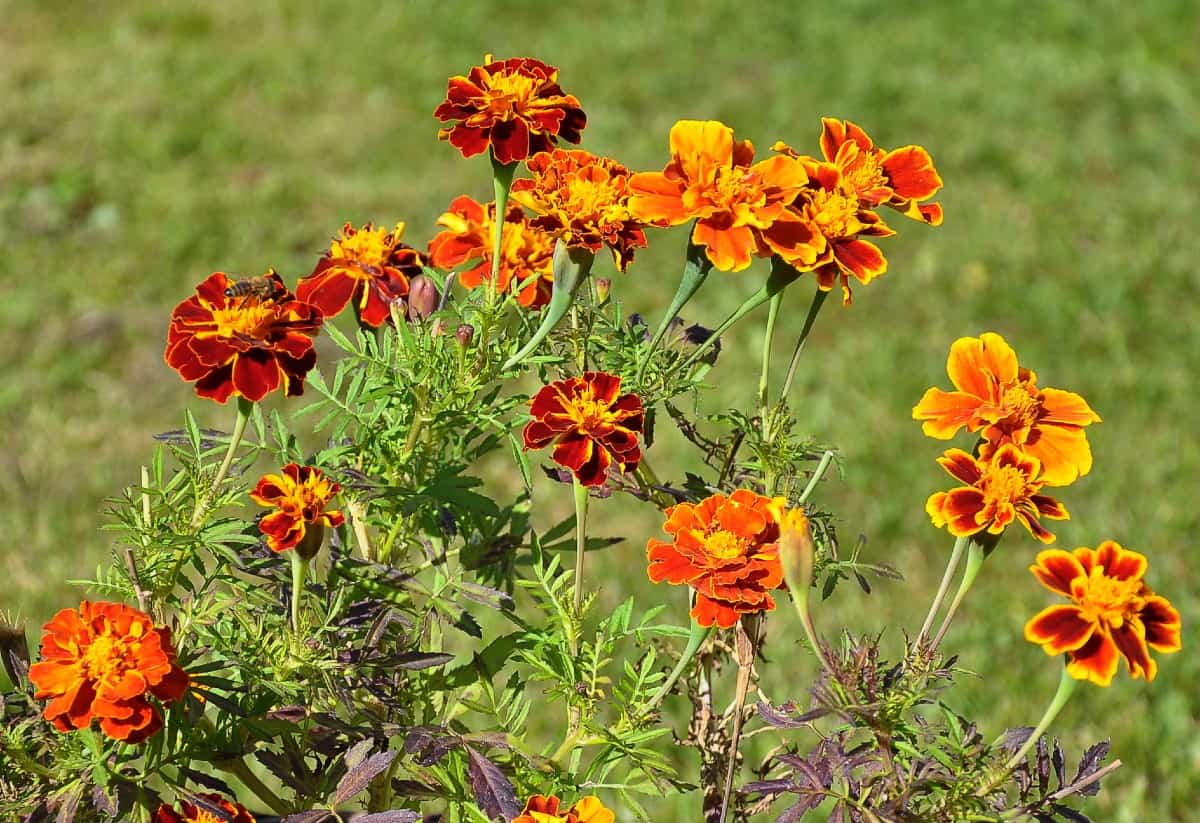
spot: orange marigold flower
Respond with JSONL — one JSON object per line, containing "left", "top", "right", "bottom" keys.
{"left": 926, "top": 444, "right": 1069, "bottom": 543}
{"left": 28, "top": 601, "right": 189, "bottom": 743}
{"left": 513, "top": 795, "right": 614, "bottom": 823}
{"left": 1025, "top": 541, "right": 1181, "bottom": 686}
{"left": 153, "top": 794, "right": 255, "bottom": 823}
{"left": 647, "top": 490, "right": 790, "bottom": 628}
{"left": 434, "top": 55, "right": 586, "bottom": 164}
{"left": 522, "top": 371, "right": 643, "bottom": 487}
{"left": 627, "top": 120, "right": 811, "bottom": 272}
{"left": 511, "top": 149, "right": 649, "bottom": 272}
{"left": 250, "top": 463, "right": 345, "bottom": 555}
{"left": 428, "top": 195, "right": 556, "bottom": 308}
{"left": 818, "top": 117, "right": 943, "bottom": 225}
{"left": 165, "top": 271, "right": 322, "bottom": 404}
{"left": 912, "top": 333, "right": 1102, "bottom": 486}
{"left": 296, "top": 222, "right": 425, "bottom": 327}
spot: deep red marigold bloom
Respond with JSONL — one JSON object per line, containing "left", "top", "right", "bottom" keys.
{"left": 153, "top": 794, "right": 256, "bottom": 823}
{"left": 647, "top": 490, "right": 790, "bottom": 628}
{"left": 927, "top": 444, "right": 1068, "bottom": 543}
{"left": 28, "top": 601, "right": 188, "bottom": 743}
{"left": 434, "top": 55, "right": 586, "bottom": 164}
{"left": 513, "top": 795, "right": 614, "bottom": 823}
{"left": 165, "top": 271, "right": 322, "bottom": 404}
{"left": 912, "top": 333, "right": 1102, "bottom": 486}
{"left": 1025, "top": 542, "right": 1181, "bottom": 686}
{"left": 627, "top": 120, "right": 812, "bottom": 272}
{"left": 428, "top": 195, "right": 556, "bottom": 308}
{"left": 250, "top": 463, "right": 345, "bottom": 554}
{"left": 296, "top": 222, "right": 424, "bottom": 327}
{"left": 511, "top": 149, "right": 649, "bottom": 272}
{"left": 818, "top": 117, "right": 943, "bottom": 226}
{"left": 522, "top": 371, "right": 643, "bottom": 487}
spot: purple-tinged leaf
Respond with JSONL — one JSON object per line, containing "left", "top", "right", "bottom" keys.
{"left": 333, "top": 750, "right": 397, "bottom": 805}
{"left": 453, "top": 580, "right": 514, "bottom": 610}
{"left": 52, "top": 787, "right": 81, "bottom": 823}
{"left": 344, "top": 739, "right": 375, "bottom": 771}
{"left": 1072, "top": 740, "right": 1110, "bottom": 787}
{"left": 1036, "top": 736, "right": 1050, "bottom": 794}
{"left": 1001, "top": 726, "right": 1036, "bottom": 752}
{"left": 1051, "top": 738, "right": 1066, "bottom": 789}
{"left": 741, "top": 779, "right": 794, "bottom": 796}
{"left": 281, "top": 813, "right": 330, "bottom": 823}
{"left": 180, "top": 769, "right": 234, "bottom": 796}
{"left": 1050, "top": 803, "right": 1092, "bottom": 822}
{"left": 466, "top": 745, "right": 520, "bottom": 821}
{"left": 405, "top": 726, "right": 463, "bottom": 766}
{"left": 393, "top": 651, "right": 455, "bottom": 670}
{"left": 354, "top": 814, "right": 420, "bottom": 823}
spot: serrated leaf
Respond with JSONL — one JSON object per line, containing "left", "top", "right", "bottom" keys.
{"left": 465, "top": 746, "right": 520, "bottom": 821}
{"left": 332, "top": 750, "right": 397, "bottom": 805}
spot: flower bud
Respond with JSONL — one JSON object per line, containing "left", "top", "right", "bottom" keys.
{"left": 294, "top": 522, "right": 325, "bottom": 561}
{"left": 407, "top": 274, "right": 440, "bottom": 322}
{"left": 779, "top": 508, "right": 814, "bottom": 599}
{"left": 455, "top": 324, "right": 475, "bottom": 347}
{"left": 0, "top": 617, "right": 30, "bottom": 686}
{"left": 594, "top": 277, "right": 611, "bottom": 306}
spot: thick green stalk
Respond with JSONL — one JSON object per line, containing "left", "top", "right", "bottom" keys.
{"left": 777, "top": 286, "right": 829, "bottom": 403}
{"left": 487, "top": 156, "right": 516, "bottom": 307}
{"left": 915, "top": 535, "right": 969, "bottom": 650}
{"left": 644, "top": 616, "right": 713, "bottom": 714}
{"left": 190, "top": 397, "right": 252, "bottom": 529}
{"left": 930, "top": 538, "right": 986, "bottom": 650}
{"left": 290, "top": 551, "right": 309, "bottom": 635}
{"left": 572, "top": 476, "right": 590, "bottom": 615}
{"left": 758, "top": 291, "right": 783, "bottom": 431}
{"left": 636, "top": 234, "right": 712, "bottom": 382}
{"left": 501, "top": 243, "right": 594, "bottom": 371}
{"left": 980, "top": 667, "right": 1078, "bottom": 796}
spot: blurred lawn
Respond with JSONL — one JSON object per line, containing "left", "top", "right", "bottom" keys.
{"left": 3, "top": 0, "right": 1198, "bottom": 819}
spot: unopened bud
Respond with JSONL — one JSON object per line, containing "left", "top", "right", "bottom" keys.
{"left": 294, "top": 523, "right": 326, "bottom": 561}
{"left": 455, "top": 324, "right": 475, "bottom": 347}
{"left": 0, "top": 617, "right": 30, "bottom": 687}
{"left": 594, "top": 278, "right": 611, "bottom": 306}
{"left": 779, "top": 508, "right": 814, "bottom": 600}
{"left": 407, "top": 274, "right": 439, "bottom": 322}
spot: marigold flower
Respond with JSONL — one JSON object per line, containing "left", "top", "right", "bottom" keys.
{"left": 1025, "top": 541, "right": 1181, "bottom": 686}
{"left": 511, "top": 149, "right": 649, "bottom": 272}
{"left": 913, "top": 333, "right": 1102, "bottom": 486}
{"left": 817, "top": 117, "right": 943, "bottom": 225}
{"left": 165, "top": 271, "right": 322, "bottom": 404}
{"left": 296, "top": 222, "right": 424, "bottom": 327}
{"left": 434, "top": 55, "right": 586, "bottom": 163}
{"left": 428, "top": 195, "right": 556, "bottom": 308}
{"left": 627, "top": 120, "right": 812, "bottom": 272}
{"left": 250, "top": 463, "right": 345, "bottom": 555}
{"left": 926, "top": 444, "right": 1068, "bottom": 543}
{"left": 153, "top": 794, "right": 255, "bottom": 823}
{"left": 513, "top": 794, "right": 614, "bottom": 823}
{"left": 28, "top": 601, "right": 188, "bottom": 743}
{"left": 522, "top": 371, "right": 643, "bottom": 487}
{"left": 647, "top": 490, "right": 790, "bottom": 628}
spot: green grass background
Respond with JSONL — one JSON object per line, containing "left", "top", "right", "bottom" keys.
{"left": 3, "top": 1, "right": 1198, "bottom": 819}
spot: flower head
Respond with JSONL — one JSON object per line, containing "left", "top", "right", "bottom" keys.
{"left": 647, "top": 490, "right": 791, "bottom": 628}
{"left": 28, "top": 601, "right": 189, "bottom": 743}
{"left": 913, "top": 333, "right": 1102, "bottom": 486}
{"left": 523, "top": 371, "right": 643, "bottom": 487}
{"left": 296, "top": 222, "right": 424, "bottom": 327}
{"left": 1025, "top": 541, "right": 1181, "bottom": 686}
{"left": 428, "top": 195, "right": 556, "bottom": 308}
{"left": 818, "top": 117, "right": 943, "bottom": 225}
{"left": 511, "top": 149, "right": 649, "bottom": 272}
{"left": 153, "top": 795, "right": 255, "bottom": 823}
{"left": 250, "top": 464, "right": 345, "bottom": 555}
{"left": 628, "top": 120, "right": 811, "bottom": 272}
{"left": 165, "top": 271, "right": 322, "bottom": 403}
{"left": 926, "top": 444, "right": 1068, "bottom": 543}
{"left": 513, "top": 795, "right": 614, "bottom": 823}
{"left": 434, "top": 55, "right": 586, "bottom": 163}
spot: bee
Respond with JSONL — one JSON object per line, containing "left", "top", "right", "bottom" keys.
{"left": 224, "top": 270, "right": 287, "bottom": 303}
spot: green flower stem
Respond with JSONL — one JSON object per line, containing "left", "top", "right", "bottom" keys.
{"left": 190, "top": 396, "right": 253, "bottom": 529}
{"left": 797, "top": 449, "right": 835, "bottom": 505}
{"left": 981, "top": 667, "right": 1079, "bottom": 796}
{"left": 290, "top": 550, "right": 309, "bottom": 635}
{"left": 501, "top": 242, "right": 594, "bottom": 372}
{"left": 758, "top": 290, "right": 783, "bottom": 438}
{"left": 633, "top": 457, "right": 679, "bottom": 510}
{"left": 572, "top": 475, "right": 590, "bottom": 615}
{"left": 487, "top": 155, "right": 517, "bottom": 308}
{"left": 636, "top": 234, "right": 712, "bottom": 383}
{"left": 777, "top": 286, "right": 829, "bottom": 404}
{"left": 215, "top": 756, "right": 291, "bottom": 816}
{"left": 930, "top": 537, "right": 986, "bottom": 650}
{"left": 915, "top": 535, "right": 969, "bottom": 651}
{"left": 644, "top": 615, "right": 713, "bottom": 714}
{"left": 780, "top": 521, "right": 832, "bottom": 673}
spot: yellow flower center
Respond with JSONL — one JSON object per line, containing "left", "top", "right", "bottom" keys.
{"left": 979, "top": 462, "right": 1032, "bottom": 506}
{"left": 841, "top": 150, "right": 887, "bottom": 200}
{"left": 690, "top": 167, "right": 769, "bottom": 219}
{"left": 482, "top": 71, "right": 542, "bottom": 119}
{"left": 805, "top": 187, "right": 861, "bottom": 238}
{"left": 210, "top": 301, "right": 277, "bottom": 339}
{"left": 81, "top": 624, "right": 139, "bottom": 685}
{"left": 704, "top": 529, "right": 745, "bottom": 560}
{"left": 567, "top": 394, "right": 616, "bottom": 432}
{"left": 186, "top": 809, "right": 225, "bottom": 823}
{"left": 999, "top": 383, "right": 1042, "bottom": 424}
{"left": 334, "top": 225, "right": 398, "bottom": 270}
{"left": 1076, "top": 568, "right": 1144, "bottom": 629}
{"left": 276, "top": 476, "right": 336, "bottom": 521}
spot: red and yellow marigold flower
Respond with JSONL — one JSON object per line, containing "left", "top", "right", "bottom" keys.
{"left": 153, "top": 795, "right": 255, "bottom": 823}
{"left": 817, "top": 117, "right": 943, "bottom": 225}
{"left": 428, "top": 195, "right": 556, "bottom": 308}
{"left": 927, "top": 444, "right": 1069, "bottom": 543}
{"left": 647, "top": 490, "right": 791, "bottom": 628}
{"left": 913, "top": 333, "right": 1102, "bottom": 486}
{"left": 165, "top": 271, "right": 322, "bottom": 404}
{"left": 434, "top": 55, "right": 586, "bottom": 164}
{"left": 296, "top": 222, "right": 424, "bottom": 327}
{"left": 522, "top": 371, "right": 643, "bottom": 487}
{"left": 250, "top": 463, "right": 345, "bottom": 555}
{"left": 1025, "top": 541, "right": 1181, "bottom": 686}
{"left": 627, "top": 119, "right": 812, "bottom": 272}
{"left": 28, "top": 601, "right": 189, "bottom": 743}
{"left": 513, "top": 795, "right": 614, "bottom": 823}
{"left": 511, "top": 148, "right": 649, "bottom": 272}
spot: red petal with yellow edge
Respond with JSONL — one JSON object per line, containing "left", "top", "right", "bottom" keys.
{"left": 882, "top": 146, "right": 943, "bottom": 200}
{"left": 193, "top": 365, "right": 237, "bottom": 403}
{"left": 693, "top": 221, "right": 757, "bottom": 272}
{"left": 1025, "top": 604, "right": 1095, "bottom": 654}
{"left": 833, "top": 238, "right": 886, "bottom": 283}
{"left": 583, "top": 371, "right": 622, "bottom": 405}
{"left": 232, "top": 350, "right": 282, "bottom": 402}
{"left": 935, "top": 448, "right": 983, "bottom": 485}
{"left": 1142, "top": 595, "right": 1182, "bottom": 652}
{"left": 297, "top": 263, "right": 361, "bottom": 320}
{"left": 1015, "top": 506, "right": 1056, "bottom": 543}
{"left": 935, "top": 488, "right": 986, "bottom": 536}
{"left": 1023, "top": 423, "right": 1092, "bottom": 486}
{"left": 1039, "top": 387, "right": 1101, "bottom": 425}
{"left": 1031, "top": 494, "right": 1069, "bottom": 520}
{"left": 1111, "top": 621, "right": 1156, "bottom": 681}
{"left": 945, "top": 334, "right": 1016, "bottom": 399}
{"left": 490, "top": 118, "right": 531, "bottom": 165}
{"left": 446, "top": 124, "right": 491, "bottom": 159}
{"left": 1092, "top": 540, "right": 1146, "bottom": 581}
{"left": 912, "top": 387, "right": 983, "bottom": 439}
{"left": 1065, "top": 630, "right": 1120, "bottom": 686}
{"left": 670, "top": 120, "right": 735, "bottom": 182}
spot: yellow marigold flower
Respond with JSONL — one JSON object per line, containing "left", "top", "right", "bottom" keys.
{"left": 250, "top": 463, "right": 345, "bottom": 556}
{"left": 512, "top": 795, "right": 614, "bottom": 823}
{"left": 1026, "top": 542, "right": 1181, "bottom": 686}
